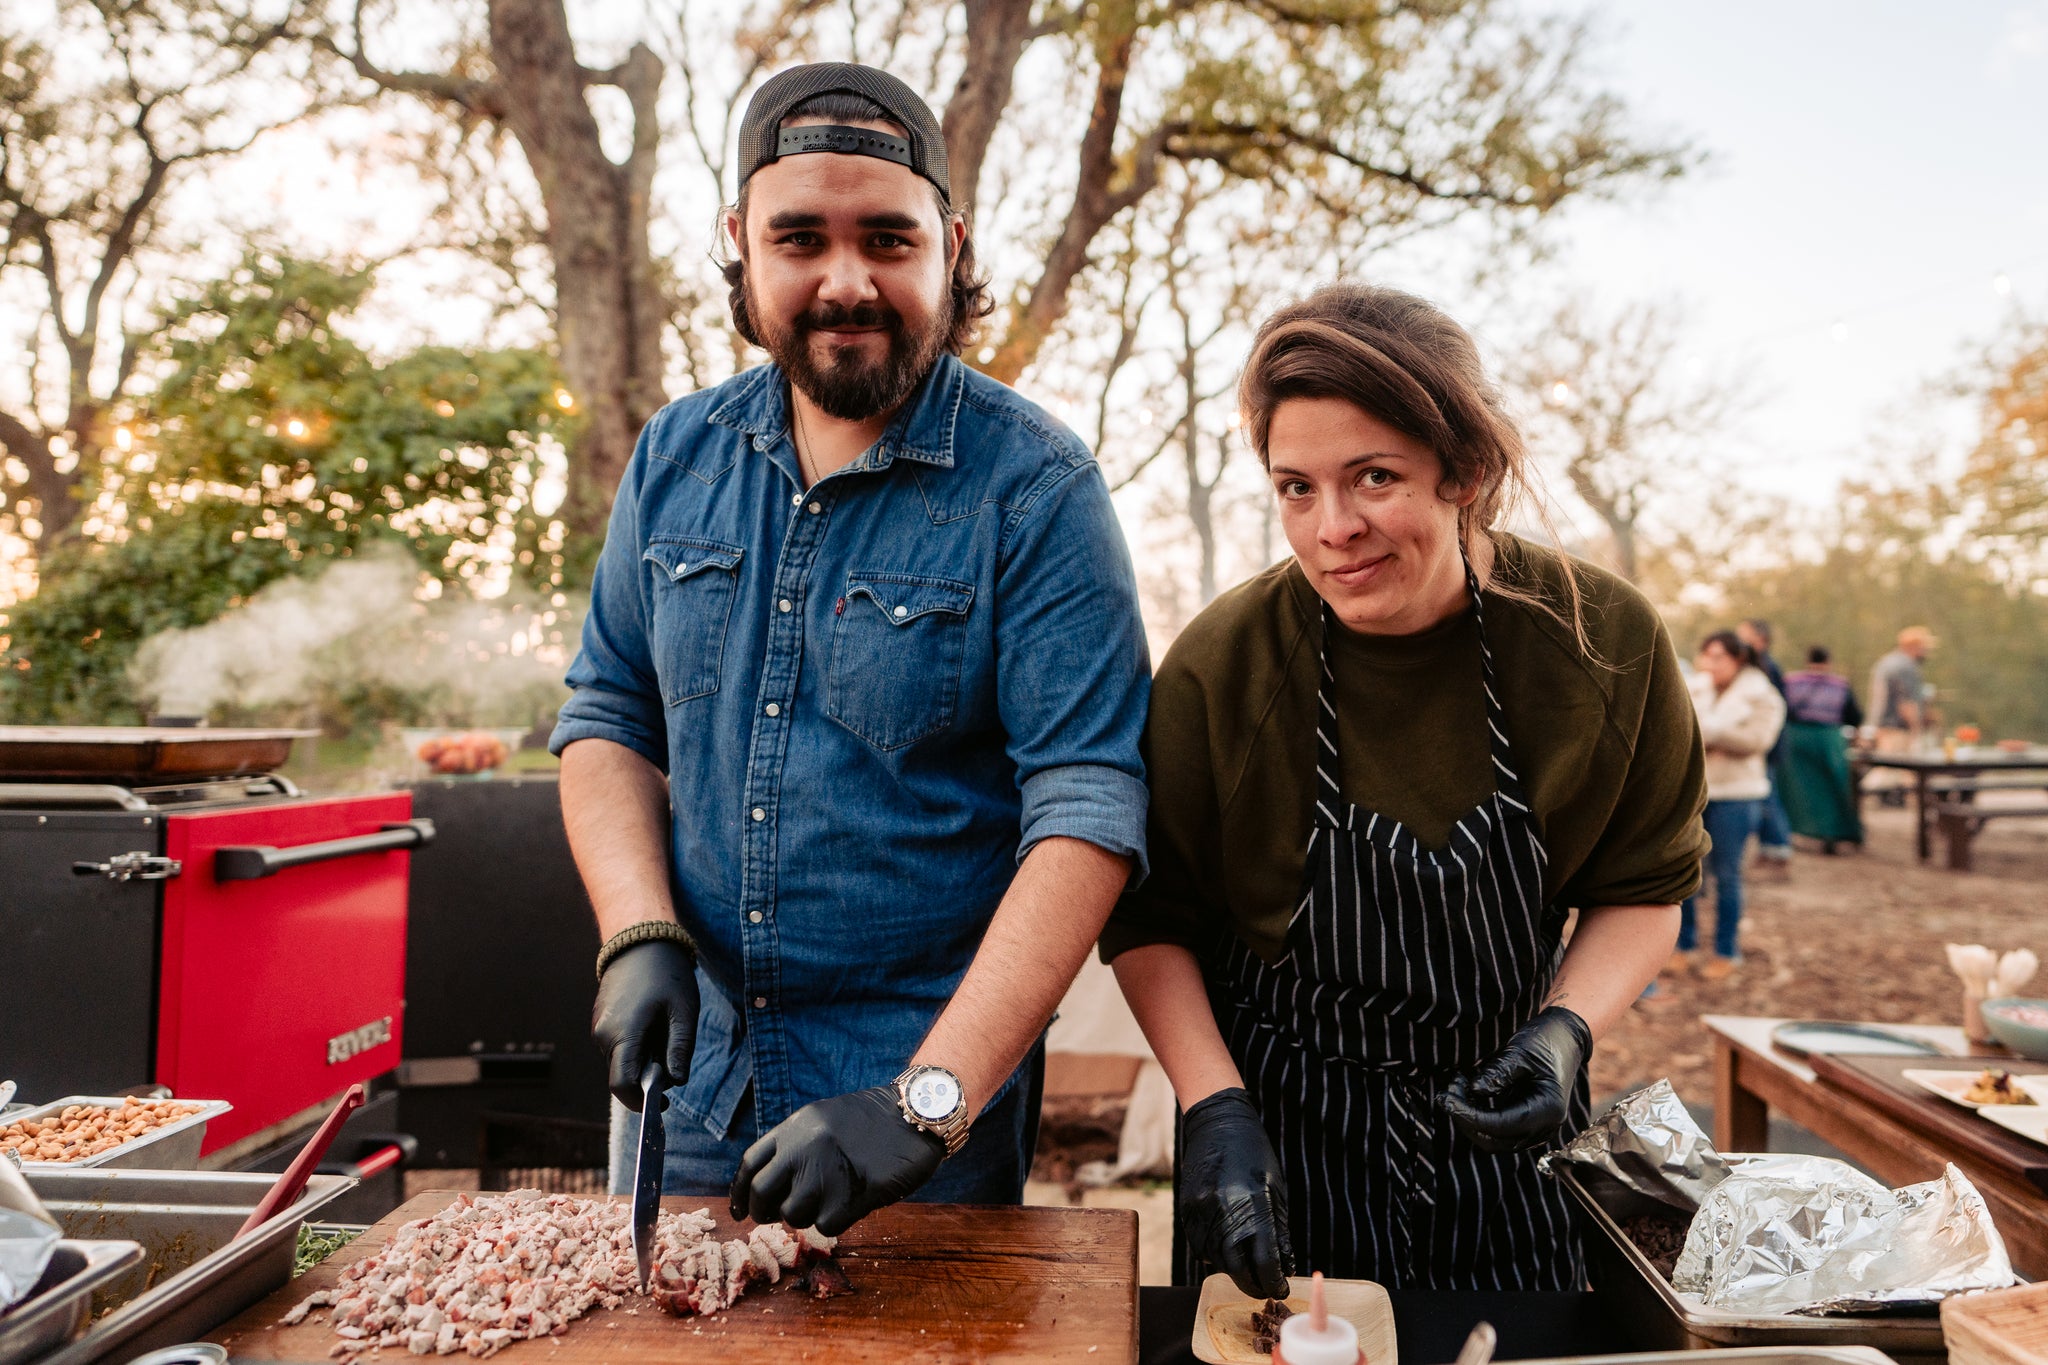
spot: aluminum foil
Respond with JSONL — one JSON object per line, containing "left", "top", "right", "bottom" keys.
{"left": 0, "top": 1146, "right": 59, "bottom": 1313}
{"left": 1545, "top": 1078, "right": 1732, "bottom": 1210}
{"left": 1671, "top": 1156, "right": 2014, "bottom": 1315}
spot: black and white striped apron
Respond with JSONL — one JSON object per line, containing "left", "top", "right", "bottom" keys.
{"left": 1181, "top": 558, "right": 1587, "bottom": 1290}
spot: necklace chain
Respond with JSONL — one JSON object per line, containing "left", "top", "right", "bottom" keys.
{"left": 791, "top": 388, "right": 816, "bottom": 488}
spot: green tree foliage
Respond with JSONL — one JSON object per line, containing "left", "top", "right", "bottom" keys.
{"left": 0, "top": 252, "right": 573, "bottom": 722}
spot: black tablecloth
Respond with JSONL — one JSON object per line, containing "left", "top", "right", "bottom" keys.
{"left": 1139, "top": 1286, "right": 1627, "bottom": 1365}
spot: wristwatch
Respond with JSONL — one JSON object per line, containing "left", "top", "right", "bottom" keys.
{"left": 893, "top": 1064, "right": 971, "bottom": 1158}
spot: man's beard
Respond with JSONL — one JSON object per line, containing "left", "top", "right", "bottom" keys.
{"left": 747, "top": 273, "right": 952, "bottom": 422}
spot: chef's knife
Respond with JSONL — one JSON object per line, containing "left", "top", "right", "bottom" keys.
{"left": 631, "top": 1062, "right": 667, "bottom": 1293}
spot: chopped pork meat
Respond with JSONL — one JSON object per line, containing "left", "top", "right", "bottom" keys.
{"left": 282, "top": 1191, "right": 842, "bottom": 1358}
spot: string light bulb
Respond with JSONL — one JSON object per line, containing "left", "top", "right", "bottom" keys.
{"left": 554, "top": 389, "right": 576, "bottom": 411}
{"left": 1549, "top": 381, "right": 1572, "bottom": 404}
{"left": 286, "top": 418, "right": 309, "bottom": 439}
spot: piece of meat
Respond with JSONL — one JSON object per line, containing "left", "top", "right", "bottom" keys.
{"left": 282, "top": 1191, "right": 847, "bottom": 1357}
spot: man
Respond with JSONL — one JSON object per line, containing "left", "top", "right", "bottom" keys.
{"left": 1738, "top": 618, "right": 1792, "bottom": 877}
{"left": 1866, "top": 626, "right": 1937, "bottom": 804}
{"left": 548, "top": 62, "right": 1150, "bottom": 1235}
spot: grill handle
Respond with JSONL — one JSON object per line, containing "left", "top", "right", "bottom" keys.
{"left": 214, "top": 818, "right": 434, "bottom": 881}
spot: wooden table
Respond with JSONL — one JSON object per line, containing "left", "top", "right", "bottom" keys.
{"left": 1706, "top": 1014, "right": 2048, "bottom": 1276}
{"left": 211, "top": 1194, "right": 1139, "bottom": 1364}
{"left": 1854, "top": 750, "right": 2048, "bottom": 865}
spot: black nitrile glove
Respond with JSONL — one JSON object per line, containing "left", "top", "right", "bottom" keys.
{"left": 1179, "top": 1087, "right": 1292, "bottom": 1301}
{"left": 1441, "top": 1005, "right": 1592, "bottom": 1153}
{"left": 729, "top": 1086, "right": 944, "bottom": 1236}
{"left": 591, "top": 938, "right": 699, "bottom": 1110}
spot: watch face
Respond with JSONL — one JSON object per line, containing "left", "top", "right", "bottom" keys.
{"left": 906, "top": 1069, "right": 961, "bottom": 1121}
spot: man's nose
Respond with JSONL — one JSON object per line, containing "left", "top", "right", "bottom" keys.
{"left": 815, "top": 247, "right": 879, "bottom": 308}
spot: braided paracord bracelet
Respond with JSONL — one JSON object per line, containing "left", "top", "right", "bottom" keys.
{"left": 594, "top": 920, "right": 697, "bottom": 982}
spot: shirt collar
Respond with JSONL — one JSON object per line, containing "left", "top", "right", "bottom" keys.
{"left": 708, "top": 353, "right": 964, "bottom": 472}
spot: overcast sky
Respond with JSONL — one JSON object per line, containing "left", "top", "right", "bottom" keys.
{"left": 1513, "top": 1, "right": 2048, "bottom": 502}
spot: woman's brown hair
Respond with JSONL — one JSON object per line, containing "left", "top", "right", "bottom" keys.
{"left": 1237, "top": 282, "right": 1591, "bottom": 654}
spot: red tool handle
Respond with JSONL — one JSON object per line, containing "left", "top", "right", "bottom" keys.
{"left": 234, "top": 1083, "right": 366, "bottom": 1238}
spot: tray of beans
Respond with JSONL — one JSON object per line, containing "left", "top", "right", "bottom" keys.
{"left": 0, "top": 1095, "right": 231, "bottom": 1169}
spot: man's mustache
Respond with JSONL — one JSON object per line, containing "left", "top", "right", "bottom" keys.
{"left": 794, "top": 304, "right": 899, "bottom": 334}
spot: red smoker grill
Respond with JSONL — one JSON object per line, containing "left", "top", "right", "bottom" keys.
{"left": 0, "top": 727, "right": 424, "bottom": 1162}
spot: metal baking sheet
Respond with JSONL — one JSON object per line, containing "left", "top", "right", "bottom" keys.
{"left": 1770, "top": 1021, "right": 1948, "bottom": 1059}
{"left": 0, "top": 1239, "right": 143, "bottom": 1365}
{"left": 8, "top": 1098, "right": 232, "bottom": 1170}
{"left": 0, "top": 728, "right": 317, "bottom": 782}
{"left": 22, "top": 1168, "right": 354, "bottom": 1365}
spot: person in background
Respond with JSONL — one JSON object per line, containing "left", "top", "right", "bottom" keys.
{"left": 1672, "top": 630, "right": 1785, "bottom": 982}
{"left": 1779, "top": 646, "right": 1864, "bottom": 853}
{"left": 1737, "top": 618, "right": 1793, "bottom": 879}
{"left": 1866, "top": 625, "right": 1937, "bottom": 805}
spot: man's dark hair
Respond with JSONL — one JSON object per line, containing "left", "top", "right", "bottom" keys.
{"left": 723, "top": 91, "right": 994, "bottom": 356}
{"left": 1807, "top": 645, "right": 1830, "bottom": 665}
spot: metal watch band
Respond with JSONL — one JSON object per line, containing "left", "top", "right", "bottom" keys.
{"left": 893, "top": 1065, "right": 971, "bottom": 1158}
{"left": 594, "top": 920, "right": 697, "bottom": 982}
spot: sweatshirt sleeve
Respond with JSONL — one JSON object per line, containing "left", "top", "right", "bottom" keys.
{"left": 1557, "top": 616, "right": 1710, "bottom": 910}
{"left": 1097, "top": 649, "right": 1225, "bottom": 962}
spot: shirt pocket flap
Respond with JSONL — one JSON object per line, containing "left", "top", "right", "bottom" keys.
{"left": 845, "top": 571, "right": 975, "bottom": 625}
{"left": 644, "top": 537, "right": 744, "bottom": 582}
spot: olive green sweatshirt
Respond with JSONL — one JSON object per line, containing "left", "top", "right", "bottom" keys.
{"left": 1101, "top": 533, "right": 1708, "bottom": 965}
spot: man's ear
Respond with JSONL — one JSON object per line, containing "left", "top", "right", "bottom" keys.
{"left": 947, "top": 212, "right": 967, "bottom": 263}
{"left": 724, "top": 207, "right": 744, "bottom": 256}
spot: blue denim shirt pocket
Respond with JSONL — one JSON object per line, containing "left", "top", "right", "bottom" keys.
{"left": 643, "top": 536, "right": 744, "bottom": 705}
{"left": 826, "top": 570, "right": 976, "bottom": 750}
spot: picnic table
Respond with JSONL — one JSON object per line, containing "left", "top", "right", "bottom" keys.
{"left": 1854, "top": 746, "right": 2048, "bottom": 868}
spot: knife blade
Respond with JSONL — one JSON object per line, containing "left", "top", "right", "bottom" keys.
{"left": 631, "top": 1062, "right": 667, "bottom": 1294}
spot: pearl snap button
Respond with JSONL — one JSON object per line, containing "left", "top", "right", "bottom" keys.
{"left": 807, "top": 502, "right": 821, "bottom": 514}
{"left": 750, "top": 807, "right": 765, "bottom": 821}
{"left": 893, "top": 605, "right": 907, "bottom": 617}
{"left": 753, "top": 996, "right": 768, "bottom": 1009}
{"left": 765, "top": 703, "right": 780, "bottom": 717}
{"left": 791, "top": 492, "right": 802, "bottom": 506}
{"left": 749, "top": 911, "right": 764, "bottom": 923}
{"left": 778, "top": 599, "right": 792, "bottom": 612}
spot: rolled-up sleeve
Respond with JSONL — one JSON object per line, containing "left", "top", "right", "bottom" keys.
{"left": 549, "top": 429, "right": 666, "bottom": 769}
{"left": 995, "top": 458, "right": 1151, "bottom": 878}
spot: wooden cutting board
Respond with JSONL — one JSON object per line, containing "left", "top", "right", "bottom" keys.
{"left": 1809, "top": 1054, "right": 2048, "bottom": 1194}
{"left": 209, "top": 1193, "right": 1138, "bottom": 1364}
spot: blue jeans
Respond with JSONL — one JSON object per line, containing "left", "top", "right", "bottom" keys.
{"left": 1680, "top": 799, "right": 1763, "bottom": 959}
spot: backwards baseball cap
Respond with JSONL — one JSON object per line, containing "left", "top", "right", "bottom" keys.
{"left": 736, "top": 62, "right": 951, "bottom": 205}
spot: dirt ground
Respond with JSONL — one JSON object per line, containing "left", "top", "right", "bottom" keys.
{"left": 1591, "top": 800, "right": 2048, "bottom": 1108}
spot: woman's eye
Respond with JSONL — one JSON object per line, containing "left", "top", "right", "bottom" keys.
{"left": 1360, "top": 467, "right": 1393, "bottom": 487}
{"left": 1278, "top": 480, "right": 1311, "bottom": 498}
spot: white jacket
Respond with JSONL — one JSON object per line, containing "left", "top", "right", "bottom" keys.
{"left": 1689, "top": 665, "right": 1786, "bottom": 802}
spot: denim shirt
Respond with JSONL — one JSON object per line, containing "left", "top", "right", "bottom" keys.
{"left": 552, "top": 353, "right": 1150, "bottom": 1142}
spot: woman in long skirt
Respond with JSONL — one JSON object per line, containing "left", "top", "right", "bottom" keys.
{"left": 1779, "top": 646, "right": 1864, "bottom": 851}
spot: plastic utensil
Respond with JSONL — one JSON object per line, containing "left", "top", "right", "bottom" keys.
{"left": 1276, "top": 1271, "right": 1363, "bottom": 1365}
{"left": 233, "top": 1084, "right": 365, "bottom": 1239}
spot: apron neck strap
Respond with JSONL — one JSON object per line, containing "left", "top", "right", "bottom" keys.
{"left": 1312, "top": 538, "right": 1528, "bottom": 815}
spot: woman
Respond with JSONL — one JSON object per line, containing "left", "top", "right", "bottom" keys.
{"left": 1777, "top": 647, "right": 1863, "bottom": 851}
{"left": 1673, "top": 631, "right": 1787, "bottom": 981}
{"left": 1100, "top": 285, "right": 1708, "bottom": 1298}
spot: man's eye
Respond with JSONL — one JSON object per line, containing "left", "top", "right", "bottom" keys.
{"left": 776, "top": 233, "right": 820, "bottom": 248}
{"left": 870, "top": 234, "right": 910, "bottom": 250}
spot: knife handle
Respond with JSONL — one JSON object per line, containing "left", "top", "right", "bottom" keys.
{"left": 640, "top": 1062, "right": 668, "bottom": 1111}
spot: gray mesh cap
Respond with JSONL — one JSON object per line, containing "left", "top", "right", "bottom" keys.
{"left": 736, "top": 62, "right": 951, "bottom": 205}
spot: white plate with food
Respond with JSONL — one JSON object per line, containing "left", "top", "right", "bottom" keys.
{"left": 1193, "top": 1273, "right": 1396, "bottom": 1365}
{"left": 1978, "top": 1098, "right": 2048, "bottom": 1147}
{"left": 1903, "top": 1066, "right": 2048, "bottom": 1109}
